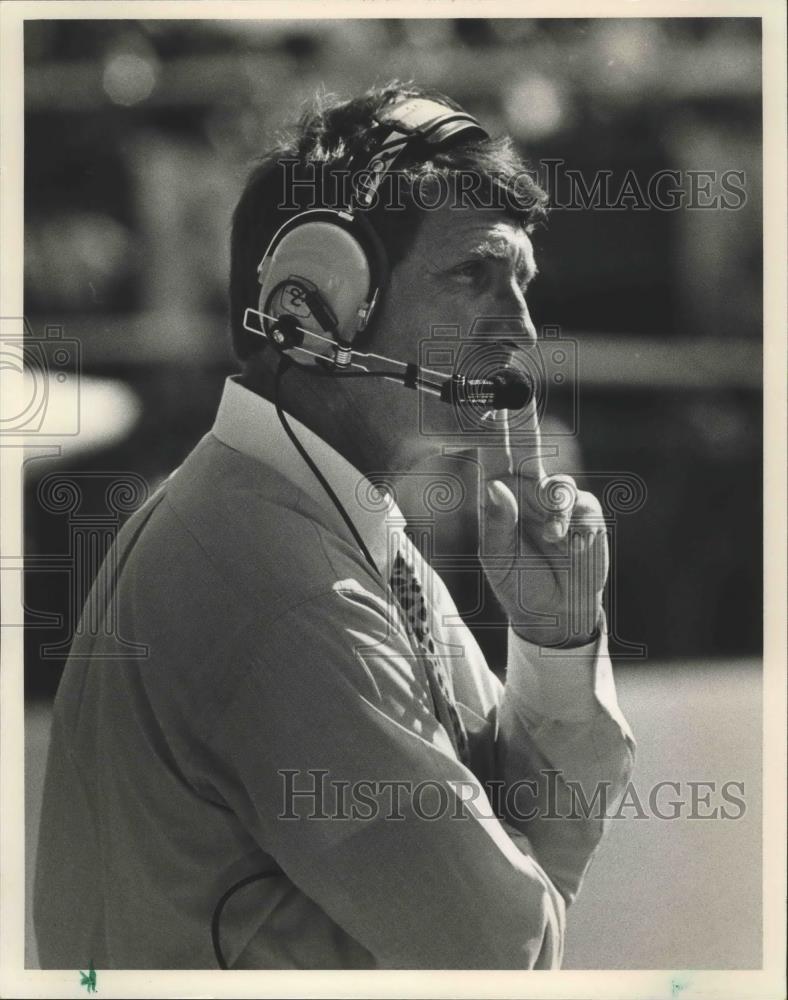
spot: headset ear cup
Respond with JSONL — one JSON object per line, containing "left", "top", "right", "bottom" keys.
{"left": 257, "top": 257, "right": 272, "bottom": 314}
{"left": 257, "top": 213, "right": 380, "bottom": 363}
{"left": 348, "top": 210, "right": 389, "bottom": 348}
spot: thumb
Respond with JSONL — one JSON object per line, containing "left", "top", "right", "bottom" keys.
{"left": 480, "top": 479, "right": 519, "bottom": 561}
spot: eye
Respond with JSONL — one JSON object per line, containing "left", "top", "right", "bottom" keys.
{"left": 451, "top": 260, "right": 489, "bottom": 290}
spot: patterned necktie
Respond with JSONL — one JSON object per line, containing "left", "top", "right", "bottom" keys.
{"left": 389, "top": 547, "right": 471, "bottom": 767}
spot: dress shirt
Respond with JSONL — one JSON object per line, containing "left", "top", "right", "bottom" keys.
{"left": 34, "top": 375, "right": 635, "bottom": 970}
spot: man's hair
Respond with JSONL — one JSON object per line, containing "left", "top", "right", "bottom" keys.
{"left": 229, "top": 81, "right": 549, "bottom": 361}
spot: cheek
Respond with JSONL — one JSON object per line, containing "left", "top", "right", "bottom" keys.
{"left": 377, "top": 271, "right": 473, "bottom": 355}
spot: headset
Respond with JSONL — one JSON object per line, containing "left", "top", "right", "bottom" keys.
{"left": 242, "top": 96, "right": 490, "bottom": 368}
{"left": 241, "top": 95, "right": 533, "bottom": 414}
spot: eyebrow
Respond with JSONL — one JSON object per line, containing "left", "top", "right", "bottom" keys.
{"left": 465, "top": 232, "right": 539, "bottom": 284}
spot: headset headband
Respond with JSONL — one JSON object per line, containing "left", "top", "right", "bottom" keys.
{"left": 350, "top": 97, "right": 489, "bottom": 209}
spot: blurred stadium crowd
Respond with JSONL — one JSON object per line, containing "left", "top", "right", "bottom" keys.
{"left": 23, "top": 18, "right": 762, "bottom": 697}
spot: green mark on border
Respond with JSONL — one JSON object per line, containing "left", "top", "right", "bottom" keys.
{"left": 79, "top": 961, "right": 97, "bottom": 993}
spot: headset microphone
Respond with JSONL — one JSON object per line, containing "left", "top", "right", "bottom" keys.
{"left": 439, "top": 371, "right": 534, "bottom": 411}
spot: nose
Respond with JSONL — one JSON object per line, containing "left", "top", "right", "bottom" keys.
{"left": 496, "top": 312, "right": 537, "bottom": 346}
{"left": 494, "top": 295, "right": 538, "bottom": 374}
{"left": 491, "top": 312, "right": 538, "bottom": 358}
{"left": 488, "top": 279, "right": 537, "bottom": 343}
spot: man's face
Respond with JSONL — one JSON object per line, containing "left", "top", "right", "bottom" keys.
{"left": 363, "top": 202, "right": 540, "bottom": 465}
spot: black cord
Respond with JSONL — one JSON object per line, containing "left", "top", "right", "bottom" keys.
{"left": 274, "top": 354, "right": 379, "bottom": 575}
{"left": 211, "top": 870, "right": 280, "bottom": 969}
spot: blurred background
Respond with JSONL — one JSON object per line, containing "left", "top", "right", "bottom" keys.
{"left": 21, "top": 17, "right": 763, "bottom": 970}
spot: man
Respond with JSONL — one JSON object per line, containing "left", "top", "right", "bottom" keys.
{"left": 35, "top": 84, "right": 635, "bottom": 969}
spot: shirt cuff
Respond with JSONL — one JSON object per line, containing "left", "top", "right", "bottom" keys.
{"left": 505, "top": 621, "right": 613, "bottom": 723}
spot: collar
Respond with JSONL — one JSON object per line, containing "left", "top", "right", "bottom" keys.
{"left": 210, "top": 375, "right": 406, "bottom": 580}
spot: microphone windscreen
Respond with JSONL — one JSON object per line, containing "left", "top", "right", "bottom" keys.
{"left": 491, "top": 371, "right": 534, "bottom": 410}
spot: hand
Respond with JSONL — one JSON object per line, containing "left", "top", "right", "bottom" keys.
{"left": 477, "top": 400, "right": 608, "bottom": 648}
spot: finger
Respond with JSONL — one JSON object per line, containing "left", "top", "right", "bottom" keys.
{"left": 537, "top": 485, "right": 605, "bottom": 546}
{"left": 476, "top": 408, "right": 513, "bottom": 484}
{"left": 567, "top": 492, "right": 609, "bottom": 596}
{"left": 479, "top": 478, "right": 519, "bottom": 560}
{"left": 477, "top": 384, "right": 546, "bottom": 487}
{"left": 590, "top": 527, "right": 610, "bottom": 593}
{"left": 569, "top": 529, "right": 601, "bottom": 639}
{"left": 507, "top": 396, "right": 548, "bottom": 485}
{"left": 530, "top": 474, "right": 578, "bottom": 543}
{"left": 568, "top": 491, "right": 606, "bottom": 551}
